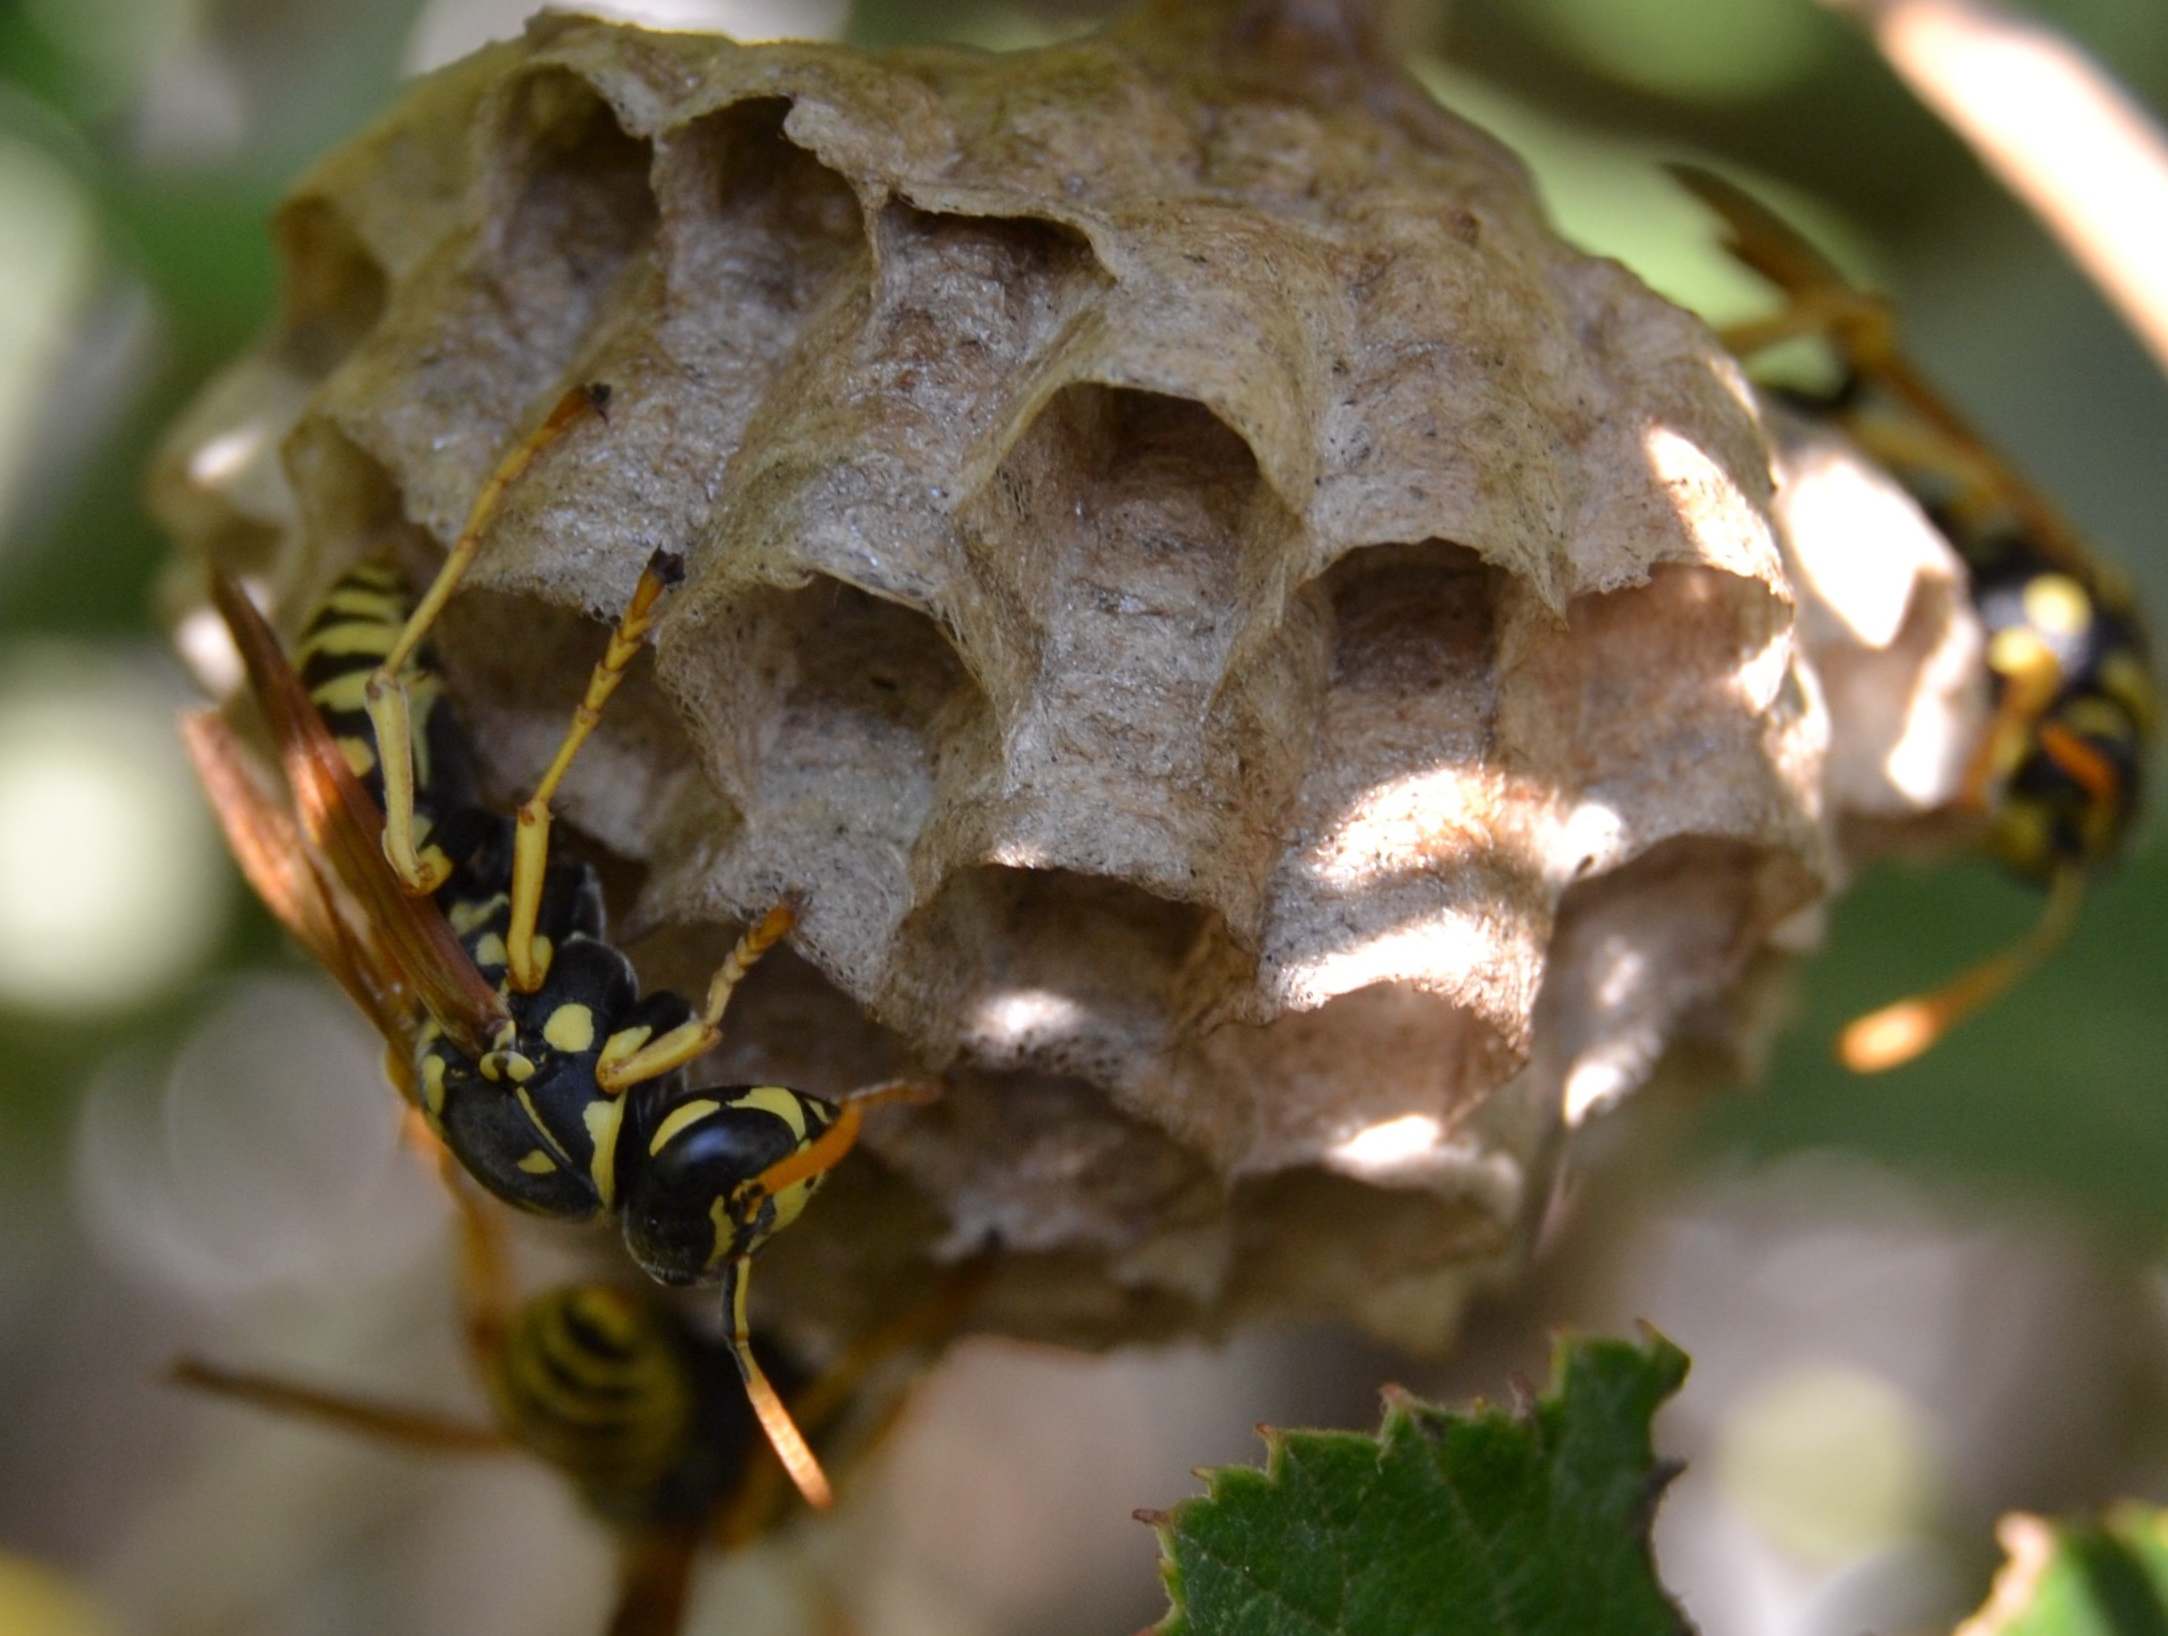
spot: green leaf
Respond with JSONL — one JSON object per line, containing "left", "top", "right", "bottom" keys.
{"left": 1148, "top": 1330, "right": 1694, "bottom": 1636}
{"left": 1959, "top": 1509, "right": 2168, "bottom": 1636}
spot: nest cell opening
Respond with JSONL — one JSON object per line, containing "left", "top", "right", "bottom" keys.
{"left": 489, "top": 67, "right": 659, "bottom": 312}
{"left": 674, "top": 572, "right": 986, "bottom": 836}
{"left": 1309, "top": 538, "right": 1503, "bottom": 868}
{"left": 273, "top": 199, "right": 389, "bottom": 378}
{"left": 431, "top": 586, "right": 700, "bottom": 862}
{"left": 921, "top": 865, "right": 1227, "bottom": 1086}
{"left": 872, "top": 203, "right": 1107, "bottom": 353}
{"left": 659, "top": 98, "right": 869, "bottom": 319}
{"left": 281, "top": 423, "right": 431, "bottom": 601}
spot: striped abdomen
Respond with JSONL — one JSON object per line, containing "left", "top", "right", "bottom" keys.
{"left": 295, "top": 557, "right": 484, "bottom": 883}
{"left": 295, "top": 559, "right": 418, "bottom": 803}
{"left": 489, "top": 1286, "right": 704, "bottom": 1526}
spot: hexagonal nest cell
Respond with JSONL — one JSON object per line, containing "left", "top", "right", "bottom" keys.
{"left": 150, "top": 0, "right": 1982, "bottom": 1351}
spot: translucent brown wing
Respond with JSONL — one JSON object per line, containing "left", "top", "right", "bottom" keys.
{"left": 206, "top": 570, "right": 509, "bottom": 1058}
{"left": 181, "top": 709, "right": 415, "bottom": 1054}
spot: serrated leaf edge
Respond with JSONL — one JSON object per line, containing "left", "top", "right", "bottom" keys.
{"left": 1144, "top": 1330, "right": 1692, "bottom": 1636}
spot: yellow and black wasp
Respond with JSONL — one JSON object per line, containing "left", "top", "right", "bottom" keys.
{"left": 185, "top": 382, "right": 931, "bottom": 1508}
{"left": 1671, "top": 165, "right": 2155, "bottom": 1071}
{"left": 170, "top": 1172, "right": 976, "bottom": 1636}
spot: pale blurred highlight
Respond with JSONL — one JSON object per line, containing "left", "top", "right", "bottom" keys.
{"left": 0, "top": 652, "right": 228, "bottom": 1012}
{"left": 70, "top": 975, "right": 447, "bottom": 1297}
{"left": 0, "top": 129, "right": 99, "bottom": 544}
{"left": 404, "top": 0, "right": 849, "bottom": 72}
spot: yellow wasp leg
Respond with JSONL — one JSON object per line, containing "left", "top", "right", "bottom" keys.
{"left": 1960, "top": 625, "right": 2068, "bottom": 811}
{"left": 1837, "top": 413, "right": 2010, "bottom": 519}
{"left": 722, "top": 1255, "right": 834, "bottom": 1510}
{"left": 506, "top": 548, "right": 684, "bottom": 993}
{"left": 1716, "top": 283, "right": 1896, "bottom": 368}
{"left": 606, "top": 1533, "right": 699, "bottom": 1636}
{"left": 436, "top": 1148, "right": 515, "bottom": 1372}
{"left": 1838, "top": 866, "right": 2085, "bottom": 1073}
{"left": 597, "top": 901, "right": 799, "bottom": 1090}
{"left": 167, "top": 1358, "right": 508, "bottom": 1453}
{"left": 364, "top": 382, "right": 611, "bottom": 893}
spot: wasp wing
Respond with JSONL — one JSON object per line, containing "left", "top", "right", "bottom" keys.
{"left": 181, "top": 709, "right": 421, "bottom": 1054}
{"left": 207, "top": 570, "right": 509, "bottom": 1058}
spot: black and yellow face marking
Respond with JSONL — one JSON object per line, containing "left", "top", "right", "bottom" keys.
{"left": 1966, "top": 531, "right": 2150, "bottom": 882}
{"left": 617, "top": 1085, "right": 839, "bottom": 1285}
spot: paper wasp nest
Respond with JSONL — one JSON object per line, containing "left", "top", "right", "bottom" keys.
{"left": 151, "top": 0, "right": 1981, "bottom": 1350}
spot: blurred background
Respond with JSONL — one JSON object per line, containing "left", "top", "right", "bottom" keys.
{"left": 1, "top": 1, "right": 2164, "bottom": 1632}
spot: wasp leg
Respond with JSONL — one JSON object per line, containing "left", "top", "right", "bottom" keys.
{"left": 439, "top": 1147, "right": 515, "bottom": 1372}
{"left": 1838, "top": 865, "right": 2085, "bottom": 1072}
{"left": 721, "top": 1255, "right": 834, "bottom": 1510}
{"left": 167, "top": 1358, "right": 508, "bottom": 1453}
{"left": 606, "top": 1533, "right": 698, "bottom": 1636}
{"left": 505, "top": 547, "right": 685, "bottom": 993}
{"left": 1717, "top": 283, "right": 1897, "bottom": 368}
{"left": 597, "top": 901, "right": 799, "bottom": 1090}
{"left": 363, "top": 382, "right": 610, "bottom": 894}
{"left": 1959, "top": 621, "right": 2070, "bottom": 811}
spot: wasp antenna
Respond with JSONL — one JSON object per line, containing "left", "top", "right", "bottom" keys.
{"left": 1837, "top": 868, "right": 2085, "bottom": 1072}
{"left": 721, "top": 1258, "right": 833, "bottom": 1509}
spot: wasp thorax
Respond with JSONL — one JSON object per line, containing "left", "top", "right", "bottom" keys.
{"left": 152, "top": 0, "right": 1987, "bottom": 1350}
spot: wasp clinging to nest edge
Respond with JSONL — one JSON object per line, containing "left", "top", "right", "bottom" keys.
{"left": 185, "top": 382, "right": 936, "bottom": 1508}
{"left": 1672, "top": 164, "right": 2154, "bottom": 1072}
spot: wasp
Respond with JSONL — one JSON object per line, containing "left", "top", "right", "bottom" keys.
{"left": 1671, "top": 165, "right": 2154, "bottom": 1071}
{"left": 184, "top": 382, "right": 932, "bottom": 1507}
{"left": 171, "top": 1172, "right": 975, "bottom": 1636}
